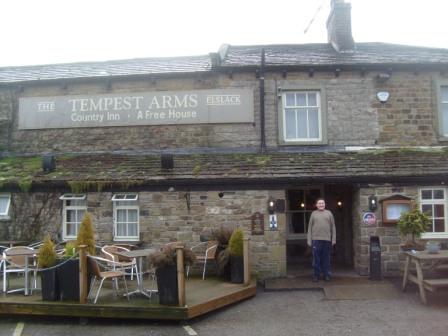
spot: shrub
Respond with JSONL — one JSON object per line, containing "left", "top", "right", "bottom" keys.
{"left": 397, "top": 208, "right": 431, "bottom": 243}
{"left": 228, "top": 228, "right": 244, "bottom": 257}
{"left": 76, "top": 212, "right": 96, "bottom": 255}
{"left": 64, "top": 241, "right": 77, "bottom": 258}
{"left": 38, "top": 234, "right": 57, "bottom": 268}
{"left": 212, "top": 225, "right": 235, "bottom": 246}
{"left": 151, "top": 244, "right": 196, "bottom": 268}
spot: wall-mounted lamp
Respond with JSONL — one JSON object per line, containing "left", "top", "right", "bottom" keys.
{"left": 368, "top": 195, "right": 378, "bottom": 211}
{"left": 268, "top": 198, "right": 276, "bottom": 214}
{"left": 376, "top": 91, "right": 390, "bottom": 103}
{"left": 337, "top": 201, "right": 343, "bottom": 208}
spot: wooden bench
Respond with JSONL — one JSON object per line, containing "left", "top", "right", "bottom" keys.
{"left": 423, "top": 279, "right": 448, "bottom": 292}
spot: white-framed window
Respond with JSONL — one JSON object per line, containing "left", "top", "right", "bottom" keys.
{"left": 0, "top": 194, "right": 11, "bottom": 216}
{"left": 420, "top": 188, "right": 448, "bottom": 238}
{"left": 112, "top": 194, "right": 139, "bottom": 241}
{"left": 282, "top": 91, "right": 322, "bottom": 142}
{"left": 60, "top": 194, "right": 87, "bottom": 240}
{"left": 441, "top": 85, "right": 448, "bottom": 137}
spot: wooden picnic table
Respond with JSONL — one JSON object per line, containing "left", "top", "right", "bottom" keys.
{"left": 402, "top": 250, "right": 448, "bottom": 304}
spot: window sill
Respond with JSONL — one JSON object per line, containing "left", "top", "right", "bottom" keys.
{"left": 0, "top": 216, "right": 11, "bottom": 221}
{"left": 114, "top": 238, "right": 140, "bottom": 242}
{"left": 279, "top": 140, "right": 327, "bottom": 146}
{"left": 421, "top": 233, "right": 448, "bottom": 239}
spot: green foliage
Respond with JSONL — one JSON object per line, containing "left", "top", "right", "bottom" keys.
{"left": 38, "top": 235, "right": 57, "bottom": 268}
{"left": 64, "top": 241, "right": 77, "bottom": 258}
{"left": 228, "top": 228, "right": 244, "bottom": 257}
{"left": 151, "top": 244, "right": 196, "bottom": 268}
{"left": 76, "top": 213, "right": 96, "bottom": 255}
{"left": 397, "top": 208, "right": 431, "bottom": 242}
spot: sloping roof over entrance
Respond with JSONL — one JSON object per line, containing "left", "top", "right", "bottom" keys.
{"left": 1, "top": 149, "right": 447, "bottom": 191}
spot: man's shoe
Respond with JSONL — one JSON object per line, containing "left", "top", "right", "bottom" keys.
{"left": 312, "top": 276, "right": 319, "bottom": 282}
{"left": 324, "top": 275, "right": 331, "bottom": 281}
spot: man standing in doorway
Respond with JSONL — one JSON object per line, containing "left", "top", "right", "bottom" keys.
{"left": 307, "top": 198, "right": 336, "bottom": 282}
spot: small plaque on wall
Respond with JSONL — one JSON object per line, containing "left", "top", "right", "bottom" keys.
{"left": 251, "top": 212, "right": 264, "bottom": 235}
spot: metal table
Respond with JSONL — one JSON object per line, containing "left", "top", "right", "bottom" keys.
{"left": 115, "top": 248, "right": 156, "bottom": 299}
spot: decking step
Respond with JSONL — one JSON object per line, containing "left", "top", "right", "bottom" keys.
{"left": 423, "top": 279, "right": 448, "bottom": 288}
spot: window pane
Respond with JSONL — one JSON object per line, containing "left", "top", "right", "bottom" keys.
{"left": 76, "top": 210, "right": 86, "bottom": 223}
{"left": 285, "top": 109, "right": 297, "bottom": 139}
{"left": 308, "top": 93, "right": 317, "bottom": 106}
{"left": 0, "top": 196, "right": 10, "bottom": 214}
{"left": 421, "top": 190, "right": 432, "bottom": 200}
{"left": 67, "top": 223, "right": 77, "bottom": 236}
{"left": 117, "top": 209, "right": 126, "bottom": 222}
{"left": 117, "top": 223, "right": 126, "bottom": 236}
{"left": 128, "top": 223, "right": 138, "bottom": 237}
{"left": 308, "top": 108, "right": 319, "bottom": 138}
{"left": 435, "top": 219, "right": 445, "bottom": 232}
{"left": 434, "top": 189, "right": 445, "bottom": 199}
{"left": 297, "top": 108, "right": 308, "bottom": 138}
{"left": 285, "top": 93, "right": 295, "bottom": 106}
{"left": 434, "top": 204, "right": 445, "bottom": 218}
{"left": 296, "top": 93, "right": 306, "bottom": 106}
{"left": 128, "top": 209, "right": 138, "bottom": 222}
{"left": 443, "top": 106, "right": 448, "bottom": 135}
{"left": 422, "top": 204, "right": 433, "bottom": 216}
{"left": 288, "top": 190, "right": 304, "bottom": 211}
{"left": 442, "top": 86, "right": 448, "bottom": 101}
{"left": 291, "top": 213, "right": 305, "bottom": 234}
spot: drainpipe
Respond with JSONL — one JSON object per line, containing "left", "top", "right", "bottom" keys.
{"left": 259, "top": 48, "right": 266, "bottom": 153}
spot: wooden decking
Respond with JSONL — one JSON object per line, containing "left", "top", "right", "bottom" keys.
{"left": 0, "top": 276, "right": 257, "bottom": 320}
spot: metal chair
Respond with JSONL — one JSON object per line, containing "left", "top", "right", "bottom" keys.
{"left": 101, "top": 245, "right": 139, "bottom": 284}
{"left": 87, "top": 255, "right": 129, "bottom": 304}
{"left": 3, "top": 246, "right": 38, "bottom": 294}
{"left": 186, "top": 240, "right": 218, "bottom": 280}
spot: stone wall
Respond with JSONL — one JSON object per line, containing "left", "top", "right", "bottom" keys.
{"left": 5, "top": 74, "right": 261, "bottom": 154}
{"left": 1, "top": 70, "right": 447, "bottom": 154}
{"left": 6, "top": 189, "right": 286, "bottom": 278}
{"left": 353, "top": 185, "right": 419, "bottom": 276}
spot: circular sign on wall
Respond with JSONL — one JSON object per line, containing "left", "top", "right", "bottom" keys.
{"left": 362, "top": 212, "right": 376, "bottom": 225}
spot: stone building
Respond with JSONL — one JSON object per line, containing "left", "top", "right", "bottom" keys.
{"left": 1, "top": 0, "right": 448, "bottom": 278}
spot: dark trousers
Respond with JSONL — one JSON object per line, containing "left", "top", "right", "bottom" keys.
{"left": 312, "top": 240, "right": 332, "bottom": 278}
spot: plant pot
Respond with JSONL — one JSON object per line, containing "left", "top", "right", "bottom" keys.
{"left": 230, "top": 255, "right": 244, "bottom": 284}
{"left": 57, "top": 258, "right": 80, "bottom": 301}
{"left": 156, "top": 264, "right": 178, "bottom": 305}
{"left": 41, "top": 265, "right": 60, "bottom": 301}
{"left": 216, "top": 246, "right": 231, "bottom": 281}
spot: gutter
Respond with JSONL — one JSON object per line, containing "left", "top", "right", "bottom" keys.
{"left": 259, "top": 48, "right": 266, "bottom": 154}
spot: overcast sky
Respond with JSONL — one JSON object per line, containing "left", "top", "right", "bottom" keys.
{"left": 1, "top": 0, "right": 447, "bottom": 67}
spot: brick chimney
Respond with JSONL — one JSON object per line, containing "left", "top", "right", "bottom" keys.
{"left": 326, "top": 0, "right": 355, "bottom": 53}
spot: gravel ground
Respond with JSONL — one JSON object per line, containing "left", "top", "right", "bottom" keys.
{"left": 190, "top": 279, "right": 448, "bottom": 336}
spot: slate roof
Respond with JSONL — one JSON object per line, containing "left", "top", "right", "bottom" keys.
{"left": 2, "top": 149, "right": 448, "bottom": 191}
{"left": 218, "top": 43, "right": 448, "bottom": 68}
{"left": 1, "top": 42, "right": 448, "bottom": 84}
{"left": 0, "top": 55, "right": 212, "bottom": 84}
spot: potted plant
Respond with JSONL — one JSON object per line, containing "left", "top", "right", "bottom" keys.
{"left": 151, "top": 245, "right": 195, "bottom": 305}
{"left": 212, "top": 225, "right": 234, "bottom": 280}
{"left": 228, "top": 228, "right": 244, "bottom": 283}
{"left": 58, "top": 212, "right": 96, "bottom": 301}
{"left": 397, "top": 208, "right": 431, "bottom": 251}
{"left": 37, "top": 234, "right": 60, "bottom": 301}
